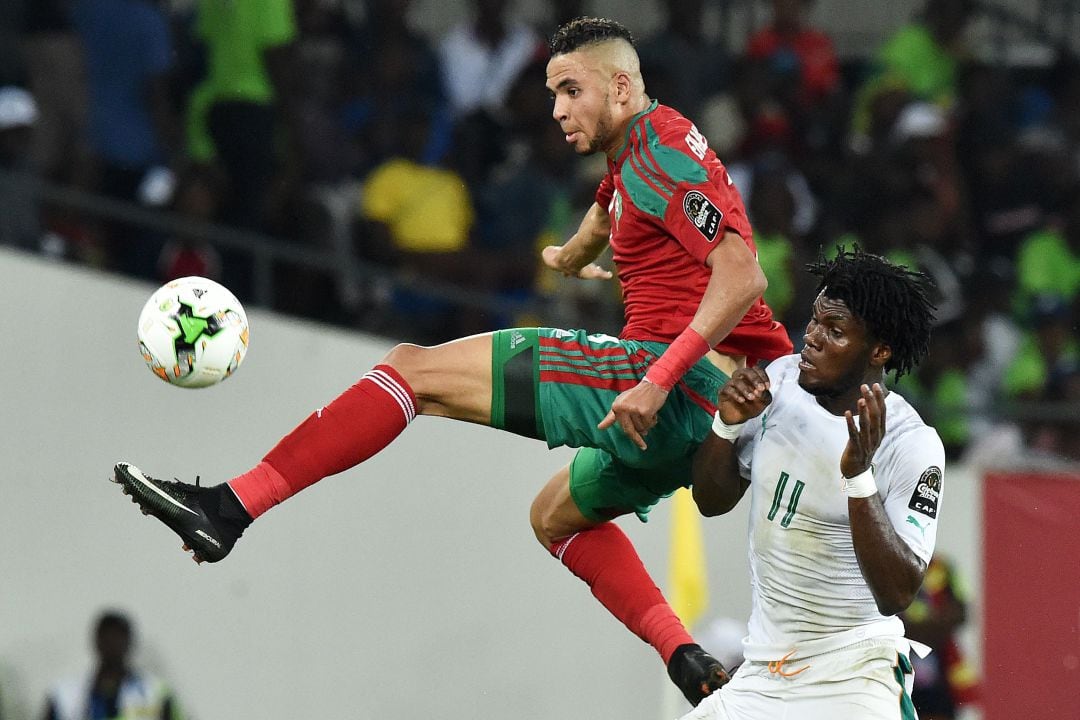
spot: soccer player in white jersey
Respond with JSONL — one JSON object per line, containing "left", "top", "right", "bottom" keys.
{"left": 682, "top": 248, "right": 942, "bottom": 720}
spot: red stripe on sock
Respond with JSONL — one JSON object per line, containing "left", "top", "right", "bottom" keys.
{"left": 553, "top": 523, "right": 693, "bottom": 663}
{"left": 228, "top": 364, "right": 417, "bottom": 518}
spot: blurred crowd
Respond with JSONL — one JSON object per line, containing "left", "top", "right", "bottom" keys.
{"left": 1, "top": 0, "right": 1079, "bottom": 464}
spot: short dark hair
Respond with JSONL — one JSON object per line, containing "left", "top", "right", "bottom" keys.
{"left": 550, "top": 17, "right": 635, "bottom": 56}
{"left": 807, "top": 247, "right": 936, "bottom": 378}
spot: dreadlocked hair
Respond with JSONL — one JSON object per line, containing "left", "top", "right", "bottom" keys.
{"left": 550, "top": 17, "right": 635, "bottom": 56}
{"left": 807, "top": 246, "right": 937, "bottom": 379}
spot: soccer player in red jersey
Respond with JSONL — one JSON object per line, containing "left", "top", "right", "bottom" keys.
{"left": 111, "top": 17, "right": 792, "bottom": 705}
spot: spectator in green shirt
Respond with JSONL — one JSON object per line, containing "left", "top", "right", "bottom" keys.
{"left": 1003, "top": 294, "right": 1079, "bottom": 401}
{"left": 851, "top": 0, "right": 974, "bottom": 150}
{"left": 1014, "top": 197, "right": 1080, "bottom": 318}
{"left": 186, "top": 0, "right": 298, "bottom": 232}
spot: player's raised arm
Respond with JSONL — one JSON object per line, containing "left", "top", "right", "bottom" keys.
{"left": 691, "top": 366, "right": 770, "bottom": 516}
{"left": 844, "top": 384, "right": 928, "bottom": 616}
{"left": 541, "top": 202, "right": 613, "bottom": 280}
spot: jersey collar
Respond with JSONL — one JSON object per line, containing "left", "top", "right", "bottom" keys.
{"left": 612, "top": 99, "right": 659, "bottom": 164}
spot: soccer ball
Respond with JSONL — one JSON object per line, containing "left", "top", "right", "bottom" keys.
{"left": 137, "top": 276, "right": 249, "bottom": 388}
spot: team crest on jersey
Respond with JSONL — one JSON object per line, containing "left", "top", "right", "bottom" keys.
{"left": 610, "top": 189, "right": 623, "bottom": 223}
{"left": 683, "top": 190, "right": 722, "bottom": 241}
{"left": 907, "top": 466, "right": 942, "bottom": 519}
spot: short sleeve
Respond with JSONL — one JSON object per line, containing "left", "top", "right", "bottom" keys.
{"left": 595, "top": 173, "right": 614, "bottom": 211}
{"left": 661, "top": 178, "right": 754, "bottom": 265}
{"left": 256, "top": 0, "right": 297, "bottom": 48}
{"left": 879, "top": 426, "right": 946, "bottom": 564}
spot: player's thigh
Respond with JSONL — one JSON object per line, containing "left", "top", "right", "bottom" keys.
{"left": 566, "top": 446, "right": 687, "bottom": 523}
{"left": 531, "top": 450, "right": 668, "bottom": 546}
{"left": 530, "top": 464, "right": 603, "bottom": 546}
{"left": 535, "top": 329, "right": 656, "bottom": 456}
{"left": 490, "top": 327, "right": 654, "bottom": 444}
{"left": 381, "top": 332, "right": 493, "bottom": 423}
{"left": 538, "top": 330, "right": 729, "bottom": 458}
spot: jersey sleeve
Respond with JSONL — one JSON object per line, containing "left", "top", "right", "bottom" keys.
{"left": 878, "top": 426, "right": 946, "bottom": 564}
{"left": 595, "top": 172, "right": 614, "bottom": 210}
{"left": 661, "top": 177, "right": 754, "bottom": 265}
{"left": 620, "top": 114, "right": 754, "bottom": 263}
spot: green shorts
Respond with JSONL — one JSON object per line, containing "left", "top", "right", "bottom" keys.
{"left": 490, "top": 328, "right": 730, "bottom": 522}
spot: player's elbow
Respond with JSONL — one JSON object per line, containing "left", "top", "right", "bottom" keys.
{"left": 691, "top": 477, "right": 747, "bottom": 517}
{"left": 698, "top": 500, "right": 737, "bottom": 517}
{"left": 724, "top": 255, "right": 767, "bottom": 306}
{"left": 746, "top": 262, "right": 768, "bottom": 300}
{"left": 875, "top": 592, "right": 915, "bottom": 618}
{"left": 694, "top": 496, "right": 729, "bottom": 517}
{"left": 873, "top": 580, "right": 921, "bottom": 617}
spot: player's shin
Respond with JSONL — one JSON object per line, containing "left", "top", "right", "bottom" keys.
{"left": 550, "top": 523, "right": 693, "bottom": 663}
{"left": 228, "top": 365, "right": 417, "bottom": 518}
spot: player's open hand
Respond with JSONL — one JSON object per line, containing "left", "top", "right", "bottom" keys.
{"left": 598, "top": 379, "right": 669, "bottom": 451}
{"left": 717, "top": 366, "right": 772, "bottom": 424}
{"left": 542, "top": 245, "right": 613, "bottom": 280}
{"left": 841, "top": 383, "right": 886, "bottom": 478}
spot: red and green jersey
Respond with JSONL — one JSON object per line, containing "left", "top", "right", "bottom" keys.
{"left": 596, "top": 100, "right": 792, "bottom": 364}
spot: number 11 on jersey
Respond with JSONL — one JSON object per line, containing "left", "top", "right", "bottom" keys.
{"left": 767, "top": 471, "right": 805, "bottom": 528}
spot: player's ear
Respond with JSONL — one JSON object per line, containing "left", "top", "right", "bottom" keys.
{"left": 611, "top": 70, "right": 632, "bottom": 103}
{"left": 869, "top": 341, "right": 892, "bottom": 369}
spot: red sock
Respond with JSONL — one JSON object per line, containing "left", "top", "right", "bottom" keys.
{"left": 228, "top": 365, "right": 417, "bottom": 518}
{"left": 551, "top": 523, "right": 693, "bottom": 664}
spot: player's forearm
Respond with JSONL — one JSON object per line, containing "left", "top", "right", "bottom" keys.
{"left": 691, "top": 433, "right": 748, "bottom": 516}
{"left": 849, "top": 495, "right": 926, "bottom": 616}
{"left": 689, "top": 233, "right": 767, "bottom": 346}
{"left": 561, "top": 202, "right": 611, "bottom": 270}
{"left": 644, "top": 236, "right": 766, "bottom": 391}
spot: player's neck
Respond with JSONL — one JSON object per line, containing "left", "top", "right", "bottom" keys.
{"left": 606, "top": 94, "right": 653, "bottom": 158}
{"left": 628, "top": 93, "right": 651, "bottom": 116}
{"left": 815, "top": 373, "right": 889, "bottom": 416}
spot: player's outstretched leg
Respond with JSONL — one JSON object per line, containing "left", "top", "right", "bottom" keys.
{"left": 112, "top": 462, "right": 252, "bottom": 563}
{"left": 112, "top": 336, "right": 494, "bottom": 562}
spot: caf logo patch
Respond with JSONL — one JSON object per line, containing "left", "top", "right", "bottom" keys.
{"left": 907, "top": 466, "right": 942, "bottom": 519}
{"left": 683, "top": 190, "right": 722, "bottom": 241}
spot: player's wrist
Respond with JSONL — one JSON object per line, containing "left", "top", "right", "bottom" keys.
{"left": 640, "top": 377, "right": 670, "bottom": 394}
{"left": 645, "top": 327, "right": 712, "bottom": 392}
{"left": 711, "top": 411, "right": 745, "bottom": 442}
{"left": 841, "top": 465, "right": 877, "bottom": 498}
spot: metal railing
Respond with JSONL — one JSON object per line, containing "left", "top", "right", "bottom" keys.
{"left": 3, "top": 167, "right": 1078, "bottom": 430}
{"left": 0, "top": 168, "right": 545, "bottom": 320}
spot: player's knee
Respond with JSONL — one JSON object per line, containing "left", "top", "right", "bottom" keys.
{"left": 381, "top": 342, "right": 431, "bottom": 389}
{"left": 381, "top": 342, "right": 423, "bottom": 372}
{"left": 529, "top": 496, "right": 559, "bottom": 549}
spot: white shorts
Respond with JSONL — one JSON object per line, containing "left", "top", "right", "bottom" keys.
{"left": 678, "top": 638, "right": 916, "bottom": 720}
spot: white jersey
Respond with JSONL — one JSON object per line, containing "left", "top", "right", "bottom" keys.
{"left": 734, "top": 354, "right": 945, "bottom": 662}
